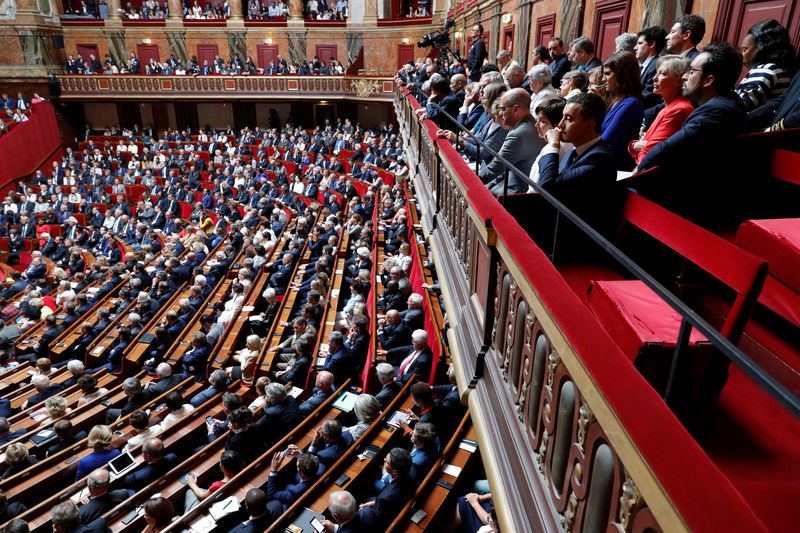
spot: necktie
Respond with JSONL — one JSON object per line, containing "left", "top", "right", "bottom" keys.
{"left": 399, "top": 351, "right": 417, "bottom": 376}
{"left": 568, "top": 149, "right": 578, "bottom": 167}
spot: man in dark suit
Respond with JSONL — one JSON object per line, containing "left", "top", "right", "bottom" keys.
{"left": 45, "top": 419, "right": 87, "bottom": 457}
{"left": 359, "top": 448, "right": 415, "bottom": 528}
{"left": 143, "top": 363, "right": 184, "bottom": 400}
{"left": 748, "top": 68, "right": 800, "bottom": 132}
{"left": 321, "top": 491, "right": 371, "bottom": 533}
{"left": 297, "top": 371, "right": 335, "bottom": 417}
{"left": 268, "top": 253, "right": 294, "bottom": 295}
{"left": 229, "top": 488, "right": 282, "bottom": 533}
{"left": 570, "top": 36, "right": 602, "bottom": 71}
{"left": 29, "top": 314, "right": 64, "bottom": 361}
{"left": 480, "top": 89, "right": 544, "bottom": 195}
{"left": 422, "top": 74, "right": 462, "bottom": 132}
{"left": 638, "top": 43, "right": 746, "bottom": 219}
{"left": 0, "top": 417, "right": 26, "bottom": 445}
{"left": 635, "top": 26, "right": 667, "bottom": 109}
{"left": 465, "top": 24, "right": 487, "bottom": 82}
{"left": 78, "top": 469, "right": 129, "bottom": 524}
{"left": 106, "top": 377, "right": 148, "bottom": 424}
{"left": 23, "top": 375, "right": 65, "bottom": 410}
{"left": 537, "top": 92, "right": 617, "bottom": 206}
{"left": 305, "top": 418, "right": 353, "bottom": 470}
{"left": 399, "top": 293, "right": 425, "bottom": 332}
{"left": 390, "top": 329, "right": 434, "bottom": 384}
{"left": 374, "top": 363, "right": 402, "bottom": 410}
{"left": 266, "top": 451, "right": 319, "bottom": 511}
{"left": 322, "top": 331, "right": 355, "bottom": 387}
{"left": 254, "top": 383, "right": 303, "bottom": 447}
{"left": 378, "top": 310, "right": 411, "bottom": 350}
{"left": 665, "top": 13, "right": 705, "bottom": 60}
{"left": 51, "top": 501, "right": 111, "bottom": 533}
{"left": 123, "top": 438, "right": 178, "bottom": 492}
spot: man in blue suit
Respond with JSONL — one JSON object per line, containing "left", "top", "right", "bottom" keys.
{"left": 423, "top": 75, "right": 462, "bottom": 132}
{"left": 22, "top": 256, "right": 47, "bottom": 283}
{"left": 321, "top": 491, "right": 371, "bottom": 533}
{"left": 305, "top": 418, "right": 353, "bottom": 471}
{"left": 359, "top": 448, "right": 415, "bottom": 528}
{"left": 322, "top": 331, "right": 355, "bottom": 386}
{"left": 266, "top": 451, "right": 319, "bottom": 510}
{"left": 298, "top": 370, "right": 335, "bottom": 417}
{"left": 638, "top": 42, "right": 746, "bottom": 220}
{"left": 0, "top": 417, "right": 26, "bottom": 445}
{"left": 254, "top": 383, "right": 303, "bottom": 448}
{"left": 123, "top": 438, "right": 178, "bottom": 492}
{"left": 538, "top": 92, "right": 617, "bottom": 199}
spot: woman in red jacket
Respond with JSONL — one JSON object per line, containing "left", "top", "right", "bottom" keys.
{"left": 629, "top": 55, "right": 695, "bottom": 170}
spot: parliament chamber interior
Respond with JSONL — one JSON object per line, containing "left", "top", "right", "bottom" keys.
{"left": 0, "top": 0, "right": 799, "bottom": 531}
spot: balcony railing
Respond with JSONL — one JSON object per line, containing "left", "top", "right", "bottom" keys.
{"left": 394, "top": 85, "right": 781, "bottom": 532}
{"left": 55, "top": 74, "right": 396, "bottom": 100}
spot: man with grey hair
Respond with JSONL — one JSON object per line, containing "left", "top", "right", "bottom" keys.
{"left": 374, "top": 362, "right": 402, "bottom": 409}
{"left": 23, "top": 374, "right": 64, "bottom": 409}
{"left": 503, "top": 62, "right": 528, "bottom": 93}
{"left": 53, "top": 500, "right": 110, "bottom": 533}
{"left": 305, "top": 418, "right": 352, "bottom": 469}
{"left": 615, "top": 32, "right": 638, "bottom": 53}
{"left": 321, "top": 490, "right": 367, "bottom": 531}
{"left": 191, "top": 368, "right": 229, "bottom": 408}
{"left": 145, "top": 362, "right": 184, "bottom": 398}
{"left": 79, "top": 468, "right": 129, "bottom": 524}
{"left": 106, "top": 377, "right": 146, "bottom": 423}
{"left": 479, "top": 88, "right": 544, "bottom": 195}
{"left": 254, "top": 382, "right": 302, "bottom": 447}
{"left": 388, "top": 329, "right": 434, "bottom": 384}
{"left": 528, "top": 64, "right": 559, "bottom": 115}
{"left": 62, "top": 360, "right": 86, "bottom": 388}
{"left": 400, "top": 293, "right": 425, "bottom": 331}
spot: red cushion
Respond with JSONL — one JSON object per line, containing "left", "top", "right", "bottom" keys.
{"left": 587, "top": 280, "right": 707, "bottom": 361}
{"left": 736, "top": 219, "right": 800, "bottom": 293}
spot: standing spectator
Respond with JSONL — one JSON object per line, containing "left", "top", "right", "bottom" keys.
{"left": 635, "top": 26, "right": 668, "bottom": 109}
{"left": 600, "top": 51, "right": 644, "bottom": 170}
{"left": 665, "top": 14, "right": 705, "bottom": 59}
{"left": 466, "top": 24, "right": 487, "bottom": 82}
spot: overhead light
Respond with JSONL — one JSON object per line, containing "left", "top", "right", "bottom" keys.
{"left": 454, "top": 32, "right": 461, "bottom": 38}
{"left": 401, "top": 38, "right": 410, "bottom": 44}
{"left": 263, "top": 38, "right": 273, "bottom": 44}
{"left": 502, "top": 13, "right": 512, "bottom": 24}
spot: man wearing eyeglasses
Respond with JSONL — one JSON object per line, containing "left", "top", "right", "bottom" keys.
{"left": 638, "top": 42, "right": 747, "bottom": 220}
{"left": 479, "top": 88, "right": 544, "bottom": 196}
{"left": 466, "top": 24, "right": 487, "bottom": 82}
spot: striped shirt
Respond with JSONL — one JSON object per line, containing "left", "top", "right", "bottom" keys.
{"left": 735, "top": 63, "right": 792, "bottom": 110}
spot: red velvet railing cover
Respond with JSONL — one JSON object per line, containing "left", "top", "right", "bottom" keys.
{"left": 0, "top": 102, "right": 61, "bottom": 184}
{"left": 408, "top": 83, "right": 771, "bottom": 531}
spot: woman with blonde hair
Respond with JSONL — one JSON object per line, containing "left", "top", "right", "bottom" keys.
{"left": 1, "top": 443, "right": 37, "bottom": 479}
{"left": 75, "top": 424, "right": 120, "bottom": 481}
{"left": 344, "top": 394, "right": 381, "bottom": 440}
{"left": 41, "top": 395, "right": 71, "bottom": 425}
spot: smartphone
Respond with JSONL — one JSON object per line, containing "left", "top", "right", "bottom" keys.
{"left": 310, "top": 517, "right": 325, "bottom": 533}
{"left": 206, "top": 416, "right": 215, "bottom": 425}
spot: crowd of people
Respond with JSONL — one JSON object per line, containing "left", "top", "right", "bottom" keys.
{"left": 302, "top": 0, "right": 347, "bottom": 20}
{"left": 0, "top": 93, "right": 45, "bottom": 137}
{"left": 65, "top": 50, "right": 347, "bottom": 75}
{"left": 398, "top": 15, "right": 799, "bottom": 222}
{"left": 0, "top": 100, "right": 500, "bottom": 531}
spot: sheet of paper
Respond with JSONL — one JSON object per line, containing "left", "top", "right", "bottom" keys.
{"left": 189, "top": 515, "right": 216, "bottom": 533}
{"left": 442, "top": 463, "right": 462, "bottom": 477}
{"left": 241, "top": 306, "right": 255, "bottom": 312}
{"left": 92, "top": 346, "right": 105, "bottom": 355}
{"left": 458, "top": 441, "right": 477, "bottom": 453}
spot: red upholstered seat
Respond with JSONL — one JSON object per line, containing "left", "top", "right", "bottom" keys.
{"left": 587, "top": 279, "right": 708, "bottom": 362}
{"left": 736, "top": 219, "right": 800, "bottom": 293}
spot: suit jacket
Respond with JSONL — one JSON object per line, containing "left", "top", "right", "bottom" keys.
{"left": 26, "top": 383, "right": 65, "bottom": 408}
{"left": 79, "top": 489, "right": 130, "bottom": 523}
{"left": 255, "top": 397, "right": 303, "bottom": 447}
{"left": 323, "top": 347, "right": 355, "bottom": 385}
{"left": 480, "top": 115, "right": 544, "bottom": 195}
{"left": 67, "top": 518, "right": 112, "bottom": 533}
{"left": 375, "top": 381, "right": 401, "bottom": 409}
{"left": 124, "top": 454, "right": 178, "bottom": 491}
{"left": 363, "top": 477, "right": 414, "bottom": 527}
{"left": 228, "top": 504, "right": 283, "bottom": 533}
{"left": 549, "top": 54, "right": 571, "bottom": 87}
{"left": 379, "top": 321, "right": 411, "bottom": 350}
{"left": 640, "top": 56, "right": 661, "bottom": 109}
{"left": 748, "top": 68, "right": 800, "bottom": 131}
{"left": 466, "top": 37, "right": 487, "bottom": 81}
{"left": 426, "top": 92, "right": 461, "bottom": 132}
{"left": 311, "top": 432, "right": 353, "bottom": 469}
{"left": 145, "top": 373, "right": 184, "bottom": 399}
{"left": 397, "top": 346, "right": 433, "bottom": 383}
{"left": 266, "top": 472, "right": 313, "bottom": 510}
{"left": 298, "top": 387, "right": 334, "bottom": 417}
{"left": 539, "top": 139, "right": 617, "bottom": 205}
